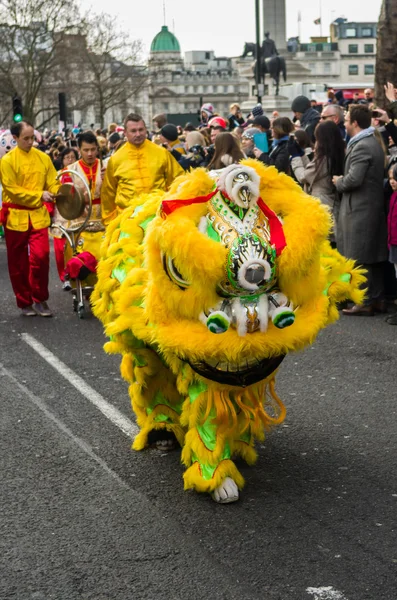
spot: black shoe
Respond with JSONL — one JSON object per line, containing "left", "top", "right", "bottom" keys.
{"left": 372, "top": 299, "right": 388, "bottom": 314}
{"left": 386, "top": 313, "right": 397, "bottom": 325}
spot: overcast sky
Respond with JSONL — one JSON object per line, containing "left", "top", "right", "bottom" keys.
{"left": 81, "top": 0, "right": 382, "bottom": 58}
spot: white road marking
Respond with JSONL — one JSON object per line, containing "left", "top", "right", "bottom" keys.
{"left": 307, "top": 587, "right": 349, "bottom": 600}
{"left": 0, "top": 364, "right": 129, "bottom": 489}
{"left": 21, "top": 332, "right": 138, "bottom": 439}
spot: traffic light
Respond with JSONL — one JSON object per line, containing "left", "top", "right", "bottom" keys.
{"left": 58, "top": 92, "right": 67, "bottom": 124}
{"left": 12, "top": 95, "right": 23, "bottom": 122}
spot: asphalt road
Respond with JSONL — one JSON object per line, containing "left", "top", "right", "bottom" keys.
{"left": 0, "top": 239, "right": 396, "bottom": 600}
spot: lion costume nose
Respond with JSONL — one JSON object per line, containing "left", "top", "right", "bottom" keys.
{"left": 244, "top": 263, "right": 266, "bottom": 286}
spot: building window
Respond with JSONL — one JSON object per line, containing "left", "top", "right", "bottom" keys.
{"left": 349, "top": 64, "right": 359, "bottom": 75}
{"left": 346, "top": 28, "right": 357, "bottom": 37}
{"left": 205, "top": 52, "right": 210, "bottom": 59}
{"left": 362, "top": 27, "right": 373, "bottom": 37}
{"left": 324, "top": 62, "right": 331, "bottom": 74}
{"left": 163, "top": 103, "right": 169, "bottom": 111}
{"left": 348, "top": 44, "right": 358, "bottom": 53}
{"left": 364, "top": 64, "right": 375, "bottom": 75}
{"left": 364, "top": 44, "right": 374, "bottom": 53}
{"left": 308, "top": 63, "right": 316, "bottom": 72}
{"left": 223, "top": 85, "right": 228, "bottom": 93}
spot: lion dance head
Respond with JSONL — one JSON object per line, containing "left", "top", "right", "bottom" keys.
{"left": 92, "top": 160, "right": 365, "bottom": 502}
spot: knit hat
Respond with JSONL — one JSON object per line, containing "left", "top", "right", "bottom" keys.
{"left": 160, "top": 124, "right": 179, "bottom": 142}
{"left": 291, "top": 95, "right": 311, "bottom": 114}
{"left": 252, "top": 103, "right": 263, "bottom": 117}
{"left": 242, "top": 127, "right": 258, "bottom": 140}
{"left": 201, "top": 103, "right": 214, "bottom": 118}
{"left": 252, "top": 115, "right": 270, "bottom": 130}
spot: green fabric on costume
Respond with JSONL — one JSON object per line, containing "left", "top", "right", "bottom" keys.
{"left": 140, "top": 215, "right": 155, "bottom": 231}
{"left": 188, "top": 380, "right": 207, "bottom": 403}
{"left": 146, "top": 390, "right": 184, "bottom": 417}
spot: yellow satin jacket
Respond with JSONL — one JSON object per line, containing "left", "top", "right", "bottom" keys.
{"left": 101, "top": 139, "right": 184, "bottom": 225}
{"left": 1, "top": 146, "right": 59, "bottom": 231}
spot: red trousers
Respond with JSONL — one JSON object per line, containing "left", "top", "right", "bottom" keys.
{"left": 52, "top": 236, "right": 66, "bottom": 282}
{"left": 4, "top": 225, "right": 50, "bottom": 308}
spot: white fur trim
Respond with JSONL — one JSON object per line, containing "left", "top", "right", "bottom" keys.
{"left": 198, "top": 216, "right": 208, "bottom": 235}
{"left": 258, "top": 295, "right": 269, "bottom": 332}
{"left": 199, "top": 311, "right": 208, "bottom": 326}
{"left": 217, "top": 165, "right": 261, "bottom": 208}
{"left": 232, "top": 298, "right": 248, "bottom": 337}
{"left": 217, "top": 164, "right": 240, "bottom": 190}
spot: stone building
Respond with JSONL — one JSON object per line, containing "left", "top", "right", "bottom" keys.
{"left": 330, "top": 19, "right": 377, "bottom": 85}
{"left": 148, "top": 25, "right": 249, "bottom": 123}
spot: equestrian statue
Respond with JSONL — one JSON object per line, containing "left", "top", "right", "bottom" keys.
{"left": 241, "top": 32, "right": 287, "bottom": 96}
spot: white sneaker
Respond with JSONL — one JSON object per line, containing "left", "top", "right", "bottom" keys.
{"left": 212, "top": 477, "right": 239, "bottom": 503}
{"left": 63, "top": 280, "right": 72, "bottom": 291}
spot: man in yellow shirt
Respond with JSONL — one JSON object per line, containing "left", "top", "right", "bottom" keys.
{"left": 0, "top": 121, "right": 59, "bottom": 316}
{"left": 101, "top": 113, "right": 184, "bottom": 225}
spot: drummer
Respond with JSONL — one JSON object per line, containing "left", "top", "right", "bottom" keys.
{"left": 0, "top": 121, "right": 60, "bottom": 317}
{"left": 60, "top": 131, "right": 106, "bottom": 287}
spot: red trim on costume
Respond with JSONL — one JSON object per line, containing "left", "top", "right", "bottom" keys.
{"left": 160, "top": 188, "right": 286, "bottom": 257}
{"left": 257, "top": 198, "right": 286, "bottom": 256}
{"left": 92, "top": 198, "right": 101, "bottom": 205}
{"left": 161, "top": 189, "right": 217, "bottom": 216}
{"left": 0, "top": 202, "right": 41, "bottom": 225}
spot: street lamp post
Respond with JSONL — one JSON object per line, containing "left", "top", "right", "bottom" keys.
{"left": 255, "top": 0, "right": 262, "bottom": 103}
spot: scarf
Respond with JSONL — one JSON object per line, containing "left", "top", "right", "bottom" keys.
{"left": 347, "top": 126, "right": 375, "bottom": 149}
{"left": 272, "top": 135, "right": 289, "bottom": 146}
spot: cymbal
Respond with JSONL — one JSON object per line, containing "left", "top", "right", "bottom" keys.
{"left": 55, "top": 183, "right": 86, "bottom": 220}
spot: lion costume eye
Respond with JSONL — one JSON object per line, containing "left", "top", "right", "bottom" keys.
{"left": 162, "top": 254, "right": 190, "bottom": 289}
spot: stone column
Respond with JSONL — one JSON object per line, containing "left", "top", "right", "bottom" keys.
{"left": 262, "top": 0, "right": 286, "bottom": 52}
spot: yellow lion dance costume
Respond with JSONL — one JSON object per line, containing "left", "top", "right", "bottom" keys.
{"left": 92, "top": 160, "right": 365, "bottom": 503}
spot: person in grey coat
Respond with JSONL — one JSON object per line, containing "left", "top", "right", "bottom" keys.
{"left": 332, "top": 104, "right": 388, "bottom": 316}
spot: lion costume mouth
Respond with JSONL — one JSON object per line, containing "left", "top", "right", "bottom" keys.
{"left": 187, "top": 354, "right": 285, "bottom": 387}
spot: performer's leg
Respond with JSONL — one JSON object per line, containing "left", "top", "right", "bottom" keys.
{"left": 181, "top": 385, "right": 245, "bottom": 495}
{"left": 4, "top": 226, "right": 32, "bottom": 308}
{"left": 53, "top": 237, "right": 66, "bottom": 282}
{"left": 118, "top": 350, "right": 185, "bottom": 450}
{"left": 29, "top": 226, "right": 50, "bottom": 303}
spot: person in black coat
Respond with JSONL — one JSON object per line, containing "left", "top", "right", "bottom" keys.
{"left": 254, "top": 116, "right": 294, "bottom": 174}
{"left": 291, "top": 95, "right": 320, "bottom": 143}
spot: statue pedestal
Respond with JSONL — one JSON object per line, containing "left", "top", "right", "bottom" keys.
{"left": 241, "top": 94, "right": 291, "bottom": 116}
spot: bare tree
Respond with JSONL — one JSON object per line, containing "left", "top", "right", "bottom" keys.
{"left": 0, "top": 0, "right": 83, "bottom": 124}
{"left": 80, "top": 13, "right": 147, "bottom": 128}
{"left": 375, "top": 0, "right": 397, "bottom": 104}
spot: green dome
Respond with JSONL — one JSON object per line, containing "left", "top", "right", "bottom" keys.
{"left": 150, "top": 25, "right": 180, "bottom": 53}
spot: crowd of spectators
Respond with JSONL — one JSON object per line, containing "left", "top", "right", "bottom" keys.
{"left": 1, "top": 82, "right": 397, "bottom": 322}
